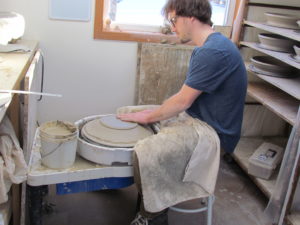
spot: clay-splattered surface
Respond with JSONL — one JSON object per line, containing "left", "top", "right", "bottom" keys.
{"left": 43, "top": 157, "right": 268, "bottom": 225}
{"left": 136, "top": 43, "right": 194, "bottom": 105}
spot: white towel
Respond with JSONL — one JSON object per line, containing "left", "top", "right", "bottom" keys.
{"left": 116, "top": 106, "right": 220, "bottom": 212}
{"left": 0, "top": 116, "right": 27, "bottom": 204}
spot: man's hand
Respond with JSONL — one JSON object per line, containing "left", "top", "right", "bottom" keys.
{"left": 117, "top": 109, "right": 154, "bottom": 124}
{"left": 118, "top": 85, "right": 202, "bottom": 124}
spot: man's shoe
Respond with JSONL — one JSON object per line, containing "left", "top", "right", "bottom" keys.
{"left": 130, "top": 212, "right": 168, "bottom": 225}
{"left": 130, "top": 212, "right": 149, "bottom": 225}
{"left": 223, "top": 152, "right": 234, "bottom": 164}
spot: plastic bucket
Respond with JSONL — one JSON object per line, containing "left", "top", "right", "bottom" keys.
{"left": 39, "top": 121, "right": 78, "bottom": 169}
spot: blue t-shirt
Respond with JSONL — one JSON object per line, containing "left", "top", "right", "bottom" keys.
{"left": 185, "top": 32, "right": 247, "bottom": 153}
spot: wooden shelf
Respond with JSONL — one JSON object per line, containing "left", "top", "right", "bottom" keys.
{"left": 233, "top": 137, "right": 287, "bottom": 198}
{"left": 288, "top": 212, "right": 300, "bottom": 225}
{"left": 248, "top": 1, "right": 300, "bottom": 8}
{"left": 247, "top": 82, "right": 299, "bottom": 125}
{"left": 244, "top": 21, "right": 300, "bottom": 42}
{"left": 245, "top": 62, "right": 300, "bottom": 100}
{"left": 241, "top": 41, "right": 300, "bottom": 70}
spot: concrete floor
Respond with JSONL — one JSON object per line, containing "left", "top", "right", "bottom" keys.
{"left": 42, "top": 158, "right": 268, "bottom": 225}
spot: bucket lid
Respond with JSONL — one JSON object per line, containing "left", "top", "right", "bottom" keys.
{"left": 40, "top": 120, "right": 77, "bottom": 139}
{"left": 81, "top": 115, "right": 153, "bottom": 148}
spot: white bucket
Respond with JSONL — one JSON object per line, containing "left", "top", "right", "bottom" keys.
{"left": 39, "top": 121, "right": 78, "bottom": 169}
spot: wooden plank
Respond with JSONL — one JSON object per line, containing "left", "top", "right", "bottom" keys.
{"left": 247, "top": 82, "right": 299, "bottom": 125}
{"left": 245, "top": 62, "right": 300, "bottom": 100}
{"left": 244, "top": 21, "right": 300, "bottom": 42}
{"left": 136, "top": 43, "right": 194, "bottom": 105}
{"left": 241, "top": 41, "right": 300, "bottom": 69}
{"left": 20, "top": 51, "right": 41, "bottom": 225}
{"left": 288, "top": 212, "right": 300, "bottom": 225}
{"left": 0, "top": 40, "right": 39, "bottom": 91}
{"left": 11, "top": 185, "right": 20, "bottom": 225}
{"left": 233, "top": 137, "right": 287, "bottom": 198}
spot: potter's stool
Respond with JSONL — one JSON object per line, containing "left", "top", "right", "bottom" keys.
{"left": 170, "top": 195, "right": 215, "bottom": 225}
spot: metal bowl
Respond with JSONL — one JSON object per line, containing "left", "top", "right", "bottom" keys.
{"left": 265, "top": 12, "right": 300, "bottom": 29}
{"left": 258, "top": 33, "right": 296, "bottom": 52}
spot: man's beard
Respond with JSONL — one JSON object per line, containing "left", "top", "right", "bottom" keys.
{"left": 179, "top": 32, "right": 191, "bottom": 44}
{"left": 180, "top": 38, "right": 191, "bottom": 44}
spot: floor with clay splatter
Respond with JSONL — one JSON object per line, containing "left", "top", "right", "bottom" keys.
{"left": 42, "top": 157, "right": 267, "bottom": 225}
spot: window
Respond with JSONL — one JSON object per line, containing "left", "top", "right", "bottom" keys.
{"left": 94, "top": 0, "right": 239, "bottom": 43}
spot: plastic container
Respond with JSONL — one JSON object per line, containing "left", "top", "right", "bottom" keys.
{"left": 248, "top": 142, "right": 284, "bottom": 180}
{"left": 39, "top": 121, "right": 78, "bottom": 169}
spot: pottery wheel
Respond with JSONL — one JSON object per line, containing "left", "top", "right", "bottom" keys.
{"left": 81, "top": 115, "right": 153, "bottom": 148}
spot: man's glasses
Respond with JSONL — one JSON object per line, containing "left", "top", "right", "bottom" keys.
{"left": 169, "top": 16, "right": 178, "bottom": 27}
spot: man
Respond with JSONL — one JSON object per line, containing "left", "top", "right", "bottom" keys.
{"left": 118, "top": 0, "right": 247, "bottom": 224}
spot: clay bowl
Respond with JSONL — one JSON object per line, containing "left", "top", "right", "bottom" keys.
{"left": 265, "top": 12, "right": 300, "bottom": 29}
{"left": 258, "top": 33, "right": 296, "bottom": 52}
{"left": 250, "top": 56, "right": 296, "bottom": 77}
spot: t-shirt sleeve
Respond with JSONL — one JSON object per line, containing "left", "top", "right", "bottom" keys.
{"left": 185, "top": 48, "right": 231, "bottom": 93}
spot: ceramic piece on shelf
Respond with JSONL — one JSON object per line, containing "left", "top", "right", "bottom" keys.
{"left": 297, "top": 20, "right": 300, "bottom": 27}
{"left": 0, "top": 12, "right": 25, "bottom": 45}
{"left": 289, "top": 54, "right": 300, "bottom": 64}
{"left": 258, "top": 33, "right": 296, "bottom": 53}
{"left": 81, "top": 115, "right": 154, "bottom": 148}
{"left": 249, "top": 64, "right": 295, "bottom": 78}
{"left": 294, "top": 45, "right": 300, "bottom": 58}
{"left": 265, "top": 12, "right": 300, "bottom": 29}
{"left": 287, "top": 46, "right": 300, "bottom": 63}
{"left": 250, "top": 56, "right": 297, "bottom": 78}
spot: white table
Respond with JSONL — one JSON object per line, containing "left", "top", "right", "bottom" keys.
{"left": 27, "top": 129, "right": 134, "bottom": 225}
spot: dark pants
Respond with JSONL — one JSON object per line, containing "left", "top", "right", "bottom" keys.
{"left": 133, "top": 152, "right": 168, "bottom": 219}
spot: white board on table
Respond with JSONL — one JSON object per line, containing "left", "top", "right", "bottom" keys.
{"left": 49, "top": 0, "right": 91, "bottom": 21}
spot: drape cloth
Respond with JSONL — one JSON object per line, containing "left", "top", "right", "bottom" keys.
{"left": 0, "top": 116, "right": 27, "bottom": 204}
{"left": 117, "top": 106, "right": 220, "bottom": 212}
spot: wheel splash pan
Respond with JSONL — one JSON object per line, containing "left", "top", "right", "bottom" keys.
{"left": 75, "top": 115, "right": 157, "bottom": 166}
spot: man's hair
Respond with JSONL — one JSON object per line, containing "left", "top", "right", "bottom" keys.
{"left": 162, "top": 0, "right": 213, "bottom": 26}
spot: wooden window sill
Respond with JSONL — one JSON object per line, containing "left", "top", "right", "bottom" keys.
{"left": 94, "top": 27, "right": 181, "bottom": 44}
{"left": 94, "top": 0, "right": 233, "bottom": 44}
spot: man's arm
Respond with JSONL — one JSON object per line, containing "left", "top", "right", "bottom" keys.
{"left": 117, "top": 84, "right": 202, "bottom": 124}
